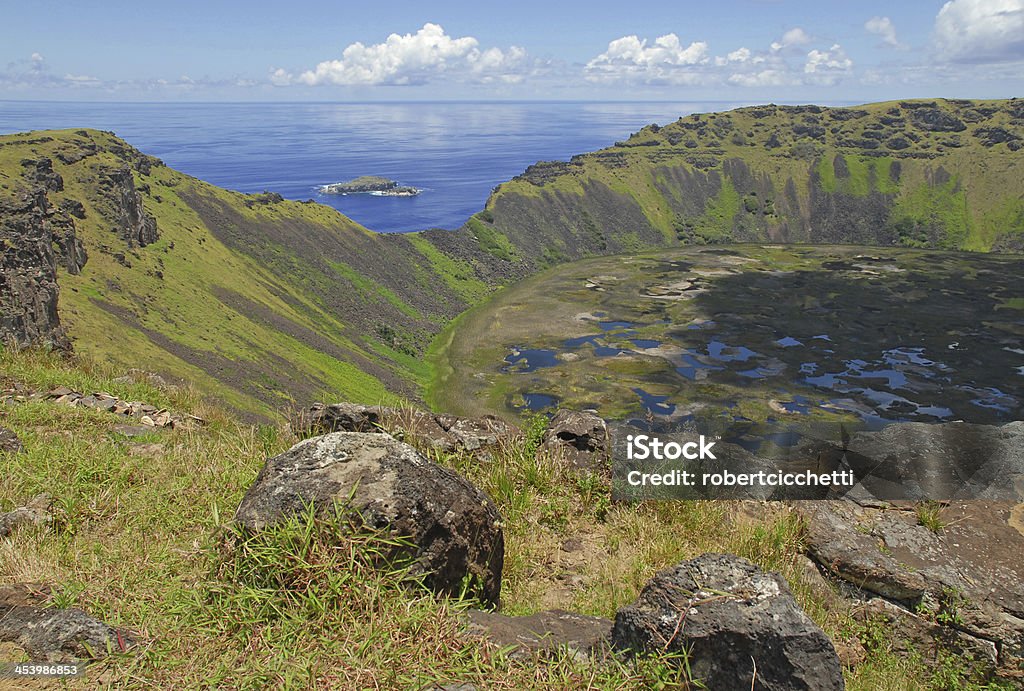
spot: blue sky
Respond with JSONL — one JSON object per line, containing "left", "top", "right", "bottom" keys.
{"left": 3, "top": 0, "right": 1022, "bottom": 101}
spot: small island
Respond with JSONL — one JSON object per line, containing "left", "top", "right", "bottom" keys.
{"left": 319, "top": 175, "right": 421, "bottom": 197}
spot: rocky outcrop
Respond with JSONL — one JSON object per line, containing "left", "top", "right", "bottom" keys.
{"left": 0, "top": 494, "right": 52, "bottom": 537}
{"left": 540, "top": 410, "right": 609, "bottom": 470}
{"left": 298, "top": 402, "right": 520, "bottom": 454}
{"left": 235, "top": 432, "right": 505, "bottom": 606}
{"left": 829, "top": 421, "right": 1024, "bottom": 501}
{"left": 0, "top": 188, "right": 68, "bottom": 349}
{"left": 464, "top": 609, "right": 611, "bottom": 661}
{"left": 798, "top": 500, "right": 1024, "bottom": 679}
{"left": 98, "top": 166, "right": 158, "bottom": 247}
{"left": 0, "top": 584, "right": 134, "bottom": 663}
{"left": 0, "top": 157, "right": 89, "bottom": 348}
{"left": 612, "top": 553, "right": 844, "bottom": 691}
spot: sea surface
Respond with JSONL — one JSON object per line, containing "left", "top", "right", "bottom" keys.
{"left": 0, "top": 101, "right": 745, "bottom": 233}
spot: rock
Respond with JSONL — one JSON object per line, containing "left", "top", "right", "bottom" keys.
{"left": 612, "top": 553, "right": 843, "bottom": 691}
{"left": 541, "top": 410, "right": 609, "bottom": 470}
{"left": 235, "top": 432, "right": 505, "bottom": 606}
{"left": 854, "top": 598, "right": 997, "bottom": 676}
{"left": 302, "top": 402, "right": 385, "bottom": 433}
{"left": 433, "top": 414, "right": 519, "bottom": 453}
{"left": 464, "top": 609, "right": 611, "bottom": 661}
{"left": 0, "top": 426, "right": 22, "bottom": 453}
{"left": 22, "top": 158, "right": 63, "bottom": 192}
{"left": 799, "top": 500, "right": 1024, "bottom": 678}
{"left": 909, "top": 108, "right": 966, "bottom": 132}
{"left": 111, "top": 425, "right": 162, "bottom": 438}
{"left": 0, "top": 189, "right": 69, "bottom": 350}
{"left": 298, "top": 403, "right": 520, "bottom": 455}
{"left": 0, "top": 494, "right": 53, "bottom": 537}
{"left": 0, "top": 584, "right": 134, "bottom": 663}
{"left": 829, "top": 421, "right": 1024, "bottom": 501}
{"left": 98, "top": 166, "right": 158, "bottom": 247}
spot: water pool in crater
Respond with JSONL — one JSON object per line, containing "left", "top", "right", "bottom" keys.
{"left": 430, "top": 245, "right": 1024, "bottom": 436}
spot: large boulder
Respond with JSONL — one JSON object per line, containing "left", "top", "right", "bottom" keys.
{"left": 798, "top": 499, "right": 1024, "bottom": 679}
{"left": 235, "top": 432, "right": 505, "bottom": 606}
{"left": 0, "top": 584, "right": 134, "bottom": 662}
{"left": 612, "top": 553, "right": 843, "bottom": 691}
{"left": 541, "top": 410, "right": 609, "bottom": 470}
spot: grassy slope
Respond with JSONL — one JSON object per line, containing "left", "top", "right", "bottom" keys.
{"left": 0, "top": 129, "right": 502, "bottom": 420}
{"left": 1, "top": 349, "right": 1002, "bottom": 689}
{"left": 470, "top": 98, "right": 1024, "bottom": 265}
{"left": 2, "top": 99, "right": 1021, "bottom": 421}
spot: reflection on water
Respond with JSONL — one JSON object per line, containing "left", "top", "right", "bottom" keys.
{"left": 489, "top": 248, "right": 1023, "bottom": 433}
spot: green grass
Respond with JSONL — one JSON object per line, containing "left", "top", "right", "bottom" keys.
{"left": 0, "top": 349, "right": 991, "bottom": 689}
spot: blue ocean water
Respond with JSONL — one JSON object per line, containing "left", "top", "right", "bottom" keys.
{"left": 0, "top": 101, "right": 742, "bottom": 232}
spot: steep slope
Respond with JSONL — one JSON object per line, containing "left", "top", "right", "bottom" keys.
{"left": 2, "top": 99, "right": 1021, "bottom": 419}
{"left": 0, "top": 129, "right": 504, "bottom": 419}
{"left": 468, "top": 98, "right": 1024, "bottom": 268}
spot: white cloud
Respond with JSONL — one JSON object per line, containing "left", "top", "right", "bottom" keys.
{"left": 804, "top": 44, "right": 854, "bottom": 84}
{"left": 865, "top": 16, "right": 902, "bottom": 48}
{"left": 715, "top": 47, "right": 766, "bottom": 66}
{"left": 770, "top": 27, "right": 812, "bottom": 53}
{"left": 585, "top": 34, "right": 710, "bottom": 84}
{"left": 935, "top": 0, "right": 1024, "bottom": 63}
{"left": 727, "top": 69, "right": 793, "bottom": 87}
{"left": 274, "top": 23, "right": 531, "bottom": 86}
{"left": 584, "top": 28, "right": 858, "bottom": 89}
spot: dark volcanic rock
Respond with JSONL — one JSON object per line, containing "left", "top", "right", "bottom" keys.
{"left": 235, "top": 432, "right": 505, "bottom": 606}
{"left": 299, "top": 403, "right": 520, "bottom": 454}
{"left": 799, "top": 500, "right": 1024, "bottom": 677}
{"left": 465, "top": 609, "right": 612, "bottom": 660}
{"left": 612, "top": 553, "right": 843, "bottom": 691}
{"left": 0, "top": 584, "right": 134, "bottom": 662}
{"left": 301, "top": 402, "right": 385, "bottom": 433}
{"left": 98, "top": 166, "right": 159, "bottom": 247}
{"left": 541, "top": 409, "right": 609, "bottom": 470}
{"left": 909, "top": 108, "right": 966, "bottom": 132}
{"left": 22, "top": 158, "right": 63, "bottom": 192}
{"left": 0, "top": 190, "right": 69, "bottom": 349}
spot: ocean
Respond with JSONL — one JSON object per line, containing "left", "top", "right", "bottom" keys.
{"left": 0, "top": 101, "right": 743, "bottom": 233}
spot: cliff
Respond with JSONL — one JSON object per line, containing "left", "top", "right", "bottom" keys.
{"left": 0, "top": 129, "right": 506, "bottom": 418}
{"left": 468, "top": 98, "right": 1024, "bottom": 270}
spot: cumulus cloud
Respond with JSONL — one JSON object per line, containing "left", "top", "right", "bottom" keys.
{"left": 584, "top": 28, "right": 855, "bottom": 89}
{"left": 585, "top": 33, "right": 710, "bottom": 84}
{"left": 274, "top": 23, "right": 532, "bottom": 86}
{"left": 804, "top": 44, "right": 854, "bottom": 85}
{"left": 727, "top": 69, "right": 793, "bottom": 87}
{"left": 770, "top": 27, "right": 812, "bottom": 53}
{"left": 865, "top": 16, "right": 903, "bottom": 48}
{"left": 935, "top": 0, "right": 1024, "bottom": 63}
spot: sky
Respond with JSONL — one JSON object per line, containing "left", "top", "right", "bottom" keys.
{"left": 2, "top": 0, "right": 1023, "bottom": 102}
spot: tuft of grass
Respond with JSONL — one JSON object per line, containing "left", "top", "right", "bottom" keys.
{"left": 915, "top": 501, "right": 947, "bottom": 534}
